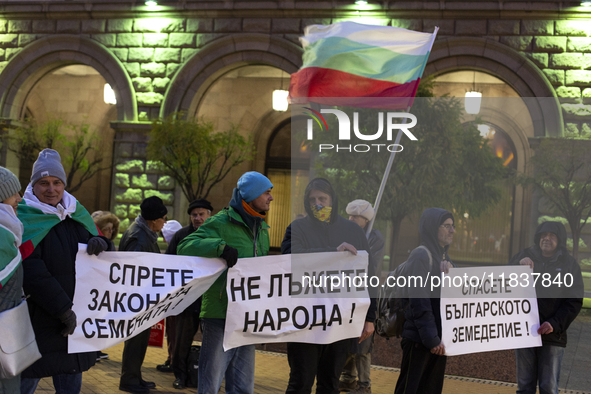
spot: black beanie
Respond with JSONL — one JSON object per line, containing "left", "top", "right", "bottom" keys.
{"left": 140, "top": 196, "right": 168, "bottom": 220}
{"left": 187, "top": 198, "right": 213, "bottom": 215}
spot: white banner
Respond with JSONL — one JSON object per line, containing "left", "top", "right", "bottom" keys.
{"left": 68, "top": 244, "right": 226, "bottom": 353}
{"left": 440, "top": 266, "right": 542, "bottom": 356}
{"left": 223, "top": 251, "right": 371, "bottom": 351}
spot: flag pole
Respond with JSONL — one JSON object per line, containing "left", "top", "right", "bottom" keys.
{"left": 365, "top": 27, "right": 439, "bottom": 238}
{"left": 365, "top": 114, "right": 408, "bottom": 237}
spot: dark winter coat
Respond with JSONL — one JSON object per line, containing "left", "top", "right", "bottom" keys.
{"left": 281, "top": 178, "right": 376, "bottom": 322}
{"left": 119, "top": 220, "right": 161, "bottom": 254}
{"left": 21, "top": 217, "right": 97, "bottom": 378}
{"left": 368, "top": 228, "right": 385, "bottom": 277}
{"left": 166, "top": 225, "right": 196, "bottom": 256}
{"left": 166, "top": 224, "right": 200, "bottom": 312}
{"left": 402, "top": 208, "right": 454, "bottom": 350}
{"left": 509, "top": 221, "right": 583, "bottom": 347}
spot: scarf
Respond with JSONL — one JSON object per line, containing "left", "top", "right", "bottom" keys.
{"left": 18, "top": 183, "right": 98, "bottom": 259}
{"left": 0, "top": 203, "right": 23, "bottom": 288}
{"left": 135, "top": 215, "right": 159, "bottom": 244}
{"left": 311, "top": 204, "right": 332, "bottom": 223}
{"left": 242, "top": 200, "right": 266, "bottom": 219}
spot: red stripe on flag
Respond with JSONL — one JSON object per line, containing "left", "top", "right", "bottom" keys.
{"left": 289, "top": 67, "right": 419, "bottom": 109}
{"left": 19, "top": 240, "right": 35, "bottom": 260}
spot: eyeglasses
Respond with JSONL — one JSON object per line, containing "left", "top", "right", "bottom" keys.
{"left": 440, "top": 224, "right": 455, "bottom": 230}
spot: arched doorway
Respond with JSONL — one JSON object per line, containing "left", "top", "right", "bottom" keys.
{"left": 432, "top": 70, "right": 527, "bottom": 260}
{"left": 0, "top": 36, "right": 135, "bottom": 213}
{"left": 18, "top": 64, "right": 117, "bottom": 212}
{"left": 451, "top": 123, "right": 518, "bottom": 265}
{"left": 425, "top": 37, "right": 563, "bottom": 137}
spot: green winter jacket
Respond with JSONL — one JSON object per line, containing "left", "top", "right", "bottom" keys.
{"left": 177, "top": 188, "right": 270, "bottom": 319}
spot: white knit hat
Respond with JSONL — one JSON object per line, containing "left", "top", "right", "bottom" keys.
{"left": 346, "top": 199, "right": 375, "bottom": 221}
{"left": 162, "top": 220, "right": 182, "bottom": 243}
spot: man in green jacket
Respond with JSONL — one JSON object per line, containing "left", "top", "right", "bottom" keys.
{"left": 178, "top": 171, "right": 273, "bottom": 394}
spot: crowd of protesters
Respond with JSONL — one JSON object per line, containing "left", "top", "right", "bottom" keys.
{"left": 0, "top": 147, "right": 584, "bottom": 394}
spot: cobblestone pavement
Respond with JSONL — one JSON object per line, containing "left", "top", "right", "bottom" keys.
{"left": 32, "top": 342, "right": 533, "bottom": 394}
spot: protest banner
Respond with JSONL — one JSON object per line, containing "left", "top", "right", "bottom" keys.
{"left": 223, "top": 251, "right": 370, "bottom": 351}
{"left": 68, "top": 244, "right": 226, "bottom": 353}
{"left": 440, "top": 265, "right": 542, "bottom": 356}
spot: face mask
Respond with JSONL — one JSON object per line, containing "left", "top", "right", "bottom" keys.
{"left": 311, "top": 204, "right": 332, "bottom": 223}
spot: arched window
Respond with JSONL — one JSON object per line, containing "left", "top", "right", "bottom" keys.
{"left": 431, "top": 70, "right": 522, "bottom": 265}
{"left": 451, "top": 123, "right": 517, "bottom": 265}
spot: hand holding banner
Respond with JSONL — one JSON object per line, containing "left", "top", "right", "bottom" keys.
{"left": 68, "top": 244, "right": 226, "bottom": 353}
{"left": 440, "top": 265, "right": 542, "bottom": 356}
{"left": 223, "top": 251, "right": 371, "bottom": 351}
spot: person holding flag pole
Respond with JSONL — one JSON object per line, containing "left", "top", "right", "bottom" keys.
{"left": 289, "top": 21, "right": 439, "bottom": 236}
{"left": 288, "top": 20, "right": 439, "bottom": 394}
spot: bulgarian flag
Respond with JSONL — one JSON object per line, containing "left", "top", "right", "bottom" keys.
{"left": 289, "top": 21, "right": 438, "bottom": 109}
{"left": 17, "top": 185, "right": 98, "bottom": 259}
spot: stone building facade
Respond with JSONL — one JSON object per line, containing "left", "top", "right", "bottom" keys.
{"left": 1, "top": 0, "right": 590, "bottom": 382}
{"left": 0, "top": 0, "right": 589, "bottom": 263}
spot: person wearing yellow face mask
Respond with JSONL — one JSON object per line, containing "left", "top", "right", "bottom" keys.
{"left": 281, "top": 178, "right": 376, "bottom": 394}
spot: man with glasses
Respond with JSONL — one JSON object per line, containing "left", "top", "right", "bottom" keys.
{"left": 394, "top": 208, "right": 454, "bottom": 394}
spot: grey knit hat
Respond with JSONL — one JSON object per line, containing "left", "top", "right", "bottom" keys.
{"left": 31, "top": 149, "right": 67, "bottom": 186}
{"left": 0, "top": 167, "right": 21, "bottom": 202}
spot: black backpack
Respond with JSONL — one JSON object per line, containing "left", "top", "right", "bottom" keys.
{"left": 375, "top": 245, "right": 432, "bottom": 338}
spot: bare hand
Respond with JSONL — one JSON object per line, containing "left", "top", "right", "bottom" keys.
{"left": 337, "top": 242, "right": 357, "bottom": 255}
{"left": 440, "top": 260, "right": 453, "bottom": 274}
{"left": 430, "top": 343, "right": 445, "bottom": 356}
{"left": 519, "top": 257, "right": 534, "bottom": 269}
{"left": 358, "top": 321, "right": 374, "bottom": 343}
{"left": 538, "top": 321, "right": 554, "bottom": 335}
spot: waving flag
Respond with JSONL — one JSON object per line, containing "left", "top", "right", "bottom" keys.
{"left": 289, "top": 22, "right": 438, "bottom": 108}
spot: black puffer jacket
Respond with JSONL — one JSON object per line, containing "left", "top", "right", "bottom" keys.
{"left": 21, "top": 217, "right": 98, "bottom": 378}
{"left": 402, "top": 208, "right": 453, "bottom": 350}
{"left": 281, "top": 178, "right": 376, "bottom": 322}
{"left": 509, "top": 221, "right": 583, "bottom": 347}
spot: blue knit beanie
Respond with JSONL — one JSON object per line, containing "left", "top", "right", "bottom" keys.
{"left": 237, "top": 172, "right": 273, "bottom": 203}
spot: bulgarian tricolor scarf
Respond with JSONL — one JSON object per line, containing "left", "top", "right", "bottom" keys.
{"left": 0, "top": 203, "right": 23, "bottom": 289}
{"left": 17, "top": 184, "right": 98, "bottom": 260}
{"left": 289, "top": 21, "right": 438, "bottom": 108}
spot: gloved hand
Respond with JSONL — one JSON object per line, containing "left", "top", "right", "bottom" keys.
{"left": 87, "top": 236, "right": 109, "bottom": 256}
{"left": 221, "top": 245, "right": 239, "bottom": 268}
{"left": 59, "top": 309, "right": 77, "bottom": 337}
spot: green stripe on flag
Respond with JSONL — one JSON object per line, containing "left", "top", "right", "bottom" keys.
{"left": 18, "top": 200, "right": 98, "bottom": 250}
{"left": 302, "top": 36, "right": 428, "bottom": 84}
